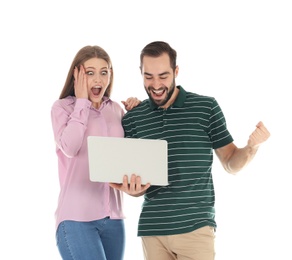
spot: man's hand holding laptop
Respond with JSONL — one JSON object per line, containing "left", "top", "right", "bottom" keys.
{"left": 109, "top": 174, "right": 150, "bottom": 197}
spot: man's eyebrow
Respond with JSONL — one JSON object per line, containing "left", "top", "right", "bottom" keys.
{"left": 158, "top": 72, "right": 170, "bottom": 76}
{"left": 144, "top": 71, "right": 170, "bottom": 76}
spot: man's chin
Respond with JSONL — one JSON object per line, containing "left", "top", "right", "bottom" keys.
{"left": 153, "top": 99, "right": 166, "bottom": 106}
{"left": 147, "top": 92, "right": 167, "bottom": 106}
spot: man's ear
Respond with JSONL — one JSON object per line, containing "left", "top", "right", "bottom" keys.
{"left": 175, "top": 65, "right": 179, "bottom": 78}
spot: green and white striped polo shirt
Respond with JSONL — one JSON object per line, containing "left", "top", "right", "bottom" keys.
{"left": 122, "top": 86, "right": 234, "bottom": 237}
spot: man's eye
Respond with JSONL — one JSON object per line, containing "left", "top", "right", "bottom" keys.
{"left": 145, "top": 77, "right": 152, "bottom": 80}
{"left": 160, "top": 77, "right": 167, "bottom": 80}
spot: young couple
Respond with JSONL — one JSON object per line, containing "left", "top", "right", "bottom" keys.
{"left": 51, "top": 41, "right": 270, "bottom": 260}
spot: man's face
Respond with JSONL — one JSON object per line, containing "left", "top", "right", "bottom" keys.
{"left": 141, "top": 53, "right": 177, "bottom": 107}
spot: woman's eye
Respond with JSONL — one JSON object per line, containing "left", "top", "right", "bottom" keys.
{"left": 101, "top": 70, "right": 108, "bottom": 75}
{"left": 86, "top": 71, "right": 94, "bottom": 75}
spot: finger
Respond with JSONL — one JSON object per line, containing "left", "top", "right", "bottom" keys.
{"left": 259, "top": 125, "right": 270, "bottom": 138}
{"left": 135, "top": 176, "right": 142, "bottom": 191}
{"left": 140, "top": 183, "right": 151, "bottom": 193}
{"left": 122, "top": 175, "right": 129, "bottom": 190}
{"left": 126, "top": 104, "right": 133, "bottom": 111}
{"left": 249, "top": 128, "right": 268, "bottom": 146}
{"left": 145, "top": 183, "right": 151, "bottom": 189}
{"left": 80, "top": 66, "right": 86, "bottom": 84}
{"left": 127, "top": 100, "right": 139, "bottom": 110}
{"left": 255, "top": 124, "right": 270, "bottom": 140}
{"left": 129, "top": 174, "right": 137, "bottom": 193}
{"left": 125, "top": 97, "right": 134, "bottom": 103}
{"left": 121, "top": 101, "right": 130, "bottom": 111}
{"left": 256, "top": 121, "right": 263, "bottom": 128}
{"left": 126, "top": 97, "right": 137, "bottom": 104}
{"left": 73, "top": 66, "right": 78, "bottom": 80}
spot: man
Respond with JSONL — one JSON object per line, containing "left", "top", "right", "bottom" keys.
{"left": 110, "top": 41, "right": 270, "bottom": 260}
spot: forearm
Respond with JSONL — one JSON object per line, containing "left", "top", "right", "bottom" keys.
{"left": 225, "top": 145, "right": 258, "bottom": 174}
{"left": 216, "top": 121, "right": 270, "bottom": 174}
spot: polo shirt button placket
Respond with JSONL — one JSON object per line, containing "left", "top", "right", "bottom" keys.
{"left": 163, "top": 110, "right": 167, "bottom": 126}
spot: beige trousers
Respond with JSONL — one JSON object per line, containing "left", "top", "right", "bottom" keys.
{"left": 141, "top": 226, "right": 215, "bottom": 260}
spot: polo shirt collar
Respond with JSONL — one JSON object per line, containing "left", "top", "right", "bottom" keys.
{"left": 148, "top": 85, "right": 186, "bottom": 110}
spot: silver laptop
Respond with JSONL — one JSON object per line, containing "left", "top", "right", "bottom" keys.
{"left": 87, "top": 136, "right": 168, "bottom": 186}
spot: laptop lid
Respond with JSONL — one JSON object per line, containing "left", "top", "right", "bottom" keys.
{"left": 87, "top": 136, "right": 168, "bottom": 186}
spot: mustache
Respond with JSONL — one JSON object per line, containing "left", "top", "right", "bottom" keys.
{"left": 147, "top": 86, "right": 166, "bottom": 91}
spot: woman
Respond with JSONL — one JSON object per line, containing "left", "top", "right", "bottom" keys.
{"left": 51, "top": 45, "right": 140, "bottom": 260}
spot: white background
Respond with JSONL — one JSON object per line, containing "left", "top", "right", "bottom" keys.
{"left": 0, "top": 0, "right": 291, "bottom": 259}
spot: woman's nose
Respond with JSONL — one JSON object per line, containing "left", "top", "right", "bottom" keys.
{"left": 94, "top": 74, "right": 101, "bottom": 83}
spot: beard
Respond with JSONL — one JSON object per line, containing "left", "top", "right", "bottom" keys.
{"left": 145, "top": 79, "right": 176, "bottom": 107}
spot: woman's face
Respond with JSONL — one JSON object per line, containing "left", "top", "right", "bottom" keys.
{"left": 84, "top": 57, "right": 111, "bottom": 108}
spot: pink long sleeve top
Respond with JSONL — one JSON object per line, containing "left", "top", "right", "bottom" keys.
{"left": 51, "top": 96, "right": 125, "bottom": 230}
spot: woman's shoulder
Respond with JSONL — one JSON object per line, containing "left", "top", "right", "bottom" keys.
{"left": 51, "top": 96, "right": 76, "bottom": 113}
{"left": 106, "top": 98, "right": 123, "bottom": 110}
{"left": 52, "top": 96, "right": 75, "bottom": 107}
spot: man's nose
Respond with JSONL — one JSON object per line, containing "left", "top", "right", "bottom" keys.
{"left": 152, "top": 78, "right": 161, "bottom": 88}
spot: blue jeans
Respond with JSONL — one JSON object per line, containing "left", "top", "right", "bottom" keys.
{"left": 56, "top": 217, "right": 125, "bottom": 260}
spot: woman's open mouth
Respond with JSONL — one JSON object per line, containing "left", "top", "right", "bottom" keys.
{"left": 91, "top": 86, "right": 102, "bottom": 96}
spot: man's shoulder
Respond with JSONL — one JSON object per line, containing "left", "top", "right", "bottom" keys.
{"left": 186, "top": 91, "right": 215, "bottom": 101}
{"left": 123, "top": 99, "right": 149, "bottom": 119}
{"left": 126, "top": 99, "right": 149, "bottom": 113}
{"left": 183, "top": 92, "right": 217, "bottom": 107}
